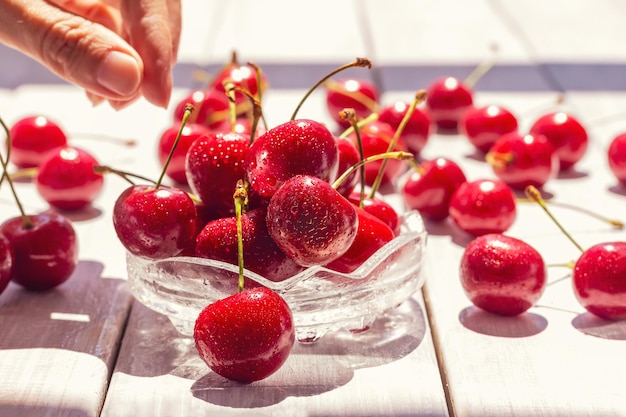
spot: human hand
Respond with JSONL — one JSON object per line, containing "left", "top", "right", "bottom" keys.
{"left": 0, "top": 0, "right": 181, "bottom": 109}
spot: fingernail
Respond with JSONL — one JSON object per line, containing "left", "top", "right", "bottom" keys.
{"left": 97, "top": 51, "right": 141, "bottom": 96}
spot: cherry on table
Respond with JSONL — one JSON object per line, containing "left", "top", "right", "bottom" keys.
{"left": 573, "top": 241, "right": 626, "bottom": 321}
{"left": 607, "top": 132, "right": 626, "bottom": 186}
{"left": 378, "top": 100, "right": 431, "bottom": 157}
{"left": 459, "top": 104, "right": 518, "bottom": 154}
{"left": 0, "top": 233, "right": 14, "bottom": 295}
{"left": 8, "top": 115, "right": 68, "bottom": 169}
{"left": 529, "top": 111, "right": 589, "bottom": 172}
{"left": 325, "top": 78, "right": 379, "bottom": 130}
{"left": 401, "top": 157, "right": 467, "bottom": 222}
{"left": 35, "top": 146, "right": 104, "bottom": 211}
{"left": 449, "top": 178, "right": 517, "bottom": 236}
{"left": 460, "top": 233, "right": 547, "bottom": 316}
{"left": 194, "top": 286, "right": 295, "bottom": 383}
{"left": 486, "top": 132, "right": 558, "bottom": 190}
{"left": 425, "top": 76, "right": 474, "bottom": 133}
{"left": 1, "top": 210, "right": 78, "bottom": 291}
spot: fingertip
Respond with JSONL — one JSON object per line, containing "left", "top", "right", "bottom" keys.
{"left": 97, "top": 50, "right": 142, "bottom": 97}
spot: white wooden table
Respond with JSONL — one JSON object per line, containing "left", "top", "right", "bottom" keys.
{"left": 1, "top": 1, "right": 626, "bottom": 416}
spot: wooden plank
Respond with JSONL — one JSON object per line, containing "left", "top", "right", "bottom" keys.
{"left": 0, "top": 263, "right": 132, "bottom": 417}
{"left": 102, "top": 294, "right": 449, "bottom": 417}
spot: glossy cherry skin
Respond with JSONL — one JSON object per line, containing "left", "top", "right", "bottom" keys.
{"left": 8, "top": 115, "right": 68, "bottom": 168}
{"left": 486, "top": 132, "right": 558, "bottom": 190}
{"left": 425, "top": 77, "right": 474, "bottom": 132}
{"left": 209, "top": 62, "right": 267, "bottom": 116}
{"left": 347, "top": 191, "right": 399, "bottom": 234}
{"left": 326, "top": 207, "right": 395, "bottom": 273}
{"left": 529, "top": 112, "right": 588, "bottom": 171}
{"left": 0, "top": 233, "right": 14, "bottom": 295}
{"left": 157, "top": 123, "right": 210, "bottom": 185}
{"left": 186, "top": 131, "right": 250, "bottom": 216}
{"left": 113, "top": 184, "right": 198, "bottom": 259}
{"left": 0, "top": 211, "right": 78, "bottom": 291}
{"left": 325, "top": 78, "right": 379, "bottom": 129}
{"left": 449, "top": 179, "right": 517, "bottom": 236}
{"left": 401, "top": 157, "right": 467, "bottom": 221}
{"left": 334, "top": 137, "right": 360, "bottom": 198}
{"left": 245, "top": 119, "right": 339, "bottom": 199}
{"left": 173, "top": 89, "right": 230, "bottom": 130}
{"left": 266, "top": 175, "right": 359, "bottom": 267}
{"left": 607, "top": 133, "right": 626, "bottom": 186}
{"left": 347, "top": 120, "right": 407, "bottom": 187}
{"left": 460, "top": 105, "right": 518, "bottom": 154}
{"left": 460, "top": 233, "right": 546, "bottom": 316}
{"left": 195, "top": 207, "right": 304, "bottom": 283}
{"left": 573, "top": 241, "right": 626, "bottom": 320}
{"left": 35, "top": 146, "right": 104, "bottom": 211}
{"left": 378, "top": 101, "right": 431, "bottom": 156}
{"left": 194, "top": 286, "right": 295, "bottom": 383}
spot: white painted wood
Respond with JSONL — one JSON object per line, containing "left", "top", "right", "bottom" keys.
{"left": 101, "top": 294, "right": 449, "bottom": 417}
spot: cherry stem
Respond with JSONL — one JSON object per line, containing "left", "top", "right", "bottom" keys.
{"left": 338, "top": 113, "right": 378, "bottom": 139}
{"left": 485, "top": 151, "right": 514, "bottom": 170}
{"left": 524, "top": 185, "right": 585, "bottom": 253}
{"left": 290, "top": 57, "right": 372, "bottom": 121}
{"left": 233, "top": 179, "right": 248, "bottom": 293}
{"left": 339, "top": 108, "right": 366, "bottom": 208}
{"left": 155, "top": 104, "right": 194, "bottom": 189}
{"left": 369, "top": 90, "right": 426, "bottom": 198}
{"left": 70, "top": 132, "right": 137, "bottom": 147}
{"left": 93, "top": 165, "right": 154, "bottom": 185}
{"left": 331, "top": 151, "right": 414, "bottom": 190}
{"left": 8, "top": 167, "right": 38, "bottom": 181}
{"left": 0, "top": 115, "right": 33, "bottom": 228}
{"left": 223, "top": 80, "right": 239, "bottom": 132}
{"left": 226, "top": 84, "right": 264, "bottom": 145}
{"left": 464, "top": 43, "right": 499, "bottom": 88}
{"left": 324, "top": 79, "right": 378, "bottom": 113}
{"left": 247, "top": 62, "right": 269, "bottom": 130}
{"left": 516, "top": 198, "right": 623, "bottom": 229}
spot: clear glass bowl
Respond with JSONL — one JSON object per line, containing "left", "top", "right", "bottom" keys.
{"left": 126, "top": 210, "right": 427, "bottom": 343}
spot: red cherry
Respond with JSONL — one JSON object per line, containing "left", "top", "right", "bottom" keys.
{"left": 449, "top": 179, "right": 517, "bottom": 236}
{"left": 194, "top": 286, "right": 295, "bottom": 383}
{"left": 0, "top": 211, "right": 78, "bottom": 291}
{"left": 486, "top": 132, "right": 558, "bottom": 190}
{"left": 35, "top": 146, "right": 104, "bottom": 211}
{"left": 113, "top": 184, "right": 198, "bottom": 259}
{"left": 266, "top": 175, "right": 358, "bottom": 267}
{"left": 460, "top": 233, "right": 546, "bottom": 316}
{"left": 425, "top": 77, "right": 473, "bottom": 132}
{"left": 0, "top": 233, "right": 14, "bottom": 295}
{"left": 334, "top": 137, "right": 360, "bottom": 198}
{"left": 173, "top": 89, "right": 230, "bottom": 130}
{"left": 326, "top": 207, "right": 395, "bottom": 273}
{"left": 195, "top": 207, "right": 304, "bottom": 283}
{"left": 346, "top": 120, "right": 407, "bottom": 187}
{"left": 209, "top": 61, "right": 267, "bottom": 115}
{"left": 459, "top": 105, "right": 518, "bottom": 154}
{"left": 347, "top": 191, "right": 399, "bottom": 234}
{"left": 245, "top": 119, "right": 339, "bottom": 199}
{"left": 401, "top": 157, "right": 467, "bottom": 221}
{"left": 573, "top": 241, "right": 626, "bottom": 321}
{"left": 529, "top": 112, "right": 589, "bottom": 171}
{"left": 8, "top": 115, "right": 68, "bottom": 168}
{"left": 378, "top": 101, "right": 431, "bottom": 156}
{"left": 157, "top": 123, "right": 210, "bottom": 185}
{"left": 185, "top": 131, "right": 250, "bottom": 215}
{"left": 607, "top": 133, "right": 626, "bottom": 186}
{"left": 325, "top": 78, "right": 379, "bottom": 129}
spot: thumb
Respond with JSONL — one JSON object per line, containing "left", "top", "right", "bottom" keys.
{"left": 0, "top": 0, "right": 143, "bottom": 100}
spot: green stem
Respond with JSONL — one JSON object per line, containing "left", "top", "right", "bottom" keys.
{"left": 331, "top": 151, "right": 414, "bottom": 190}
{"left": 233, "top": 180, "right": 248, "bottom": 292}
{"left": 339, "top": 109, "right": 365, "bottom": 208}
{"left": 290, "top": 57, "right": 372, "bottom": 121}
{"left": 155, "top": 104, "right": 193, "bottom": 189}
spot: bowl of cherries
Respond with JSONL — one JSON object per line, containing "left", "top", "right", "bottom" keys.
{"left": 115, "top": 59, "right": 428, "bottom": 344}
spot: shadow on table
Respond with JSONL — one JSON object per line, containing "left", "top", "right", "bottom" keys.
{"left": 459, "top": 305, "right": 548, "bottom": 337}
{"left": 117, "top": 298, "right": 426, "bottom": 407}
{"left": 0, "top": 403, "right": 91, "bottom": 417}
{"left": 571, "top": 312, "right": 626, "bottom": 340}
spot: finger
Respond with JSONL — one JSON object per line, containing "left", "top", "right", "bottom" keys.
{"left": 46, "top": 0, "right": 122, "bottom": 33}
{"left": 0, "top": 0, "right": 143, "bottom": 101}
{"left": 120, "top": 0, "right": 177, "bottom": 108}
{"left": 85, "top": 90, "right": 106, "bottom": 106}
{"left": 165, "top": 0, "right": 182, "bottom": 61}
